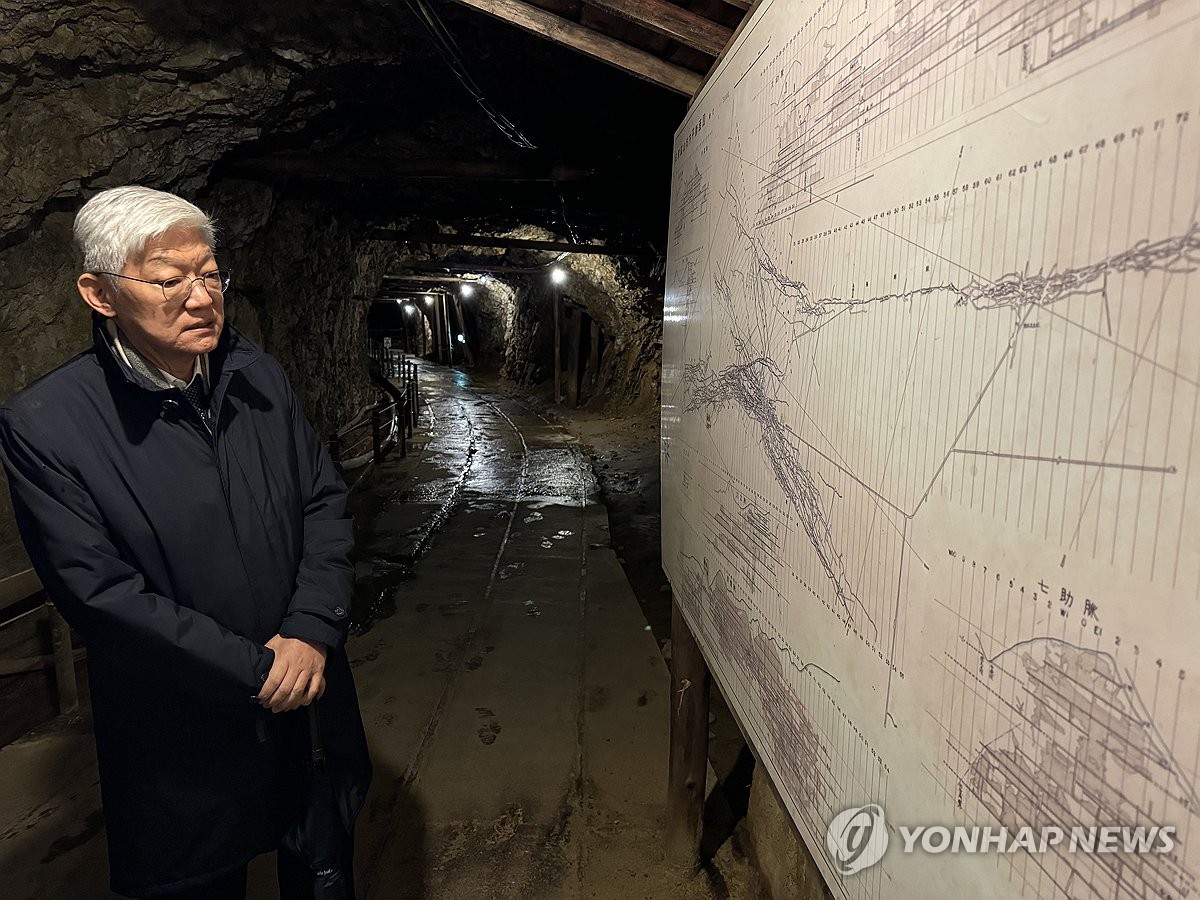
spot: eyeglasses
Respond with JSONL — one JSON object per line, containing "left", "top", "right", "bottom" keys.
{"left": 95, "top": 270, "right": 231, "bottom": 305}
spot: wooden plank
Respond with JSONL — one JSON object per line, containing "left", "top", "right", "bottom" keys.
{"left": 566, "top": 308, "right": 583, "bottom": 407}
{"left": 229, "top": 156, "right": 608, "bottom": 183}
{"left": 585, "top": 318, "right": 601, "bottom": 398}
{"left": 585, "top": 0, "right": 732, "bottom": 56}
{"left": 388, "top": 263, "right": 560, "bottom": 277}
{"left": 0, "top": 647, "right": 85, "bottom": 678}
{"left": 445, "top": 0, "right": 702, "bottom": 94}
{"left": 553, "top": 295, "right": 563, "bottom": 404}
{"left": 380, "top": 274, "right": 482, "bottom": 286}
{"left": 665, "top": 596, "right": 711, "bottom": 869}
{"left": 0, "top": 568, "right": 41, "bottom": 617}
{"left": 451, "top": 296, "right": 476, "bottom": 367}
{"left": 689, "top": 0, "right": 761, "bottom": 103}
{"left": 48, "top": 605, "right": 78, "bottom": 714}
{"left": 719, "top": 0, "right": 751, "bottom": 9}
{"left": 371, "top": 229, "right": 649, "bottom": 256}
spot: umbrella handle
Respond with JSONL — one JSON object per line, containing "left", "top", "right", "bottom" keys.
{"left": 307, "top": 702, "right": 326, "bottom": 765}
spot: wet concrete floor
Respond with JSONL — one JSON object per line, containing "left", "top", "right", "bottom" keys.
{"left": 0, "top": 365, "right": 750, "bottom": 899}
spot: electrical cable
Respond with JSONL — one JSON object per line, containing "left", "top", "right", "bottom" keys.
{"left": 403, "top": 0, "right": 538, "bottom": 150}
{"left": 555, "top": 185, "right": 581, "bottom": 244}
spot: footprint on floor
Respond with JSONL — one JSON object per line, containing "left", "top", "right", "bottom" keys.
{"left": 522, "top": 511, "right": 544, "bottom": 524}
{"left": 540, "top": 539, "right": 553, "bottom": 549}
{"left": 475, "top": 708, "right": 502, "bottom": 745}
{"left": 498, "top": 562, "right": 524, "bottom": 580}
{"left": 350, "top": 642, "right": 384, "bottom": 668}
{"left": 484, "top": 805, "right": 525, "bottom": 848}
{"left": 465, "top": 654, "right": 484, "bottom": 671}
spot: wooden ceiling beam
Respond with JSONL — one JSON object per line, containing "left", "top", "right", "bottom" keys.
{"left": 718, "top": 0, "right": 751, "bottom": 9}
{"left": 389, "top": 261, "right": 558, "bottom": 276}
{"left": 585, "top": 0, "right": 732, "bottom": 56}
{"left": 226, "top": 156, "right": 619, "bottom": 183}
{"left": 381, "top": 274, "right": 479, "bottom": 284}
{"left": 370, "top": 229, "right": 649, "bottom": 255}
{"left": 445, "top": 0, "right": 702, "bottom": 95}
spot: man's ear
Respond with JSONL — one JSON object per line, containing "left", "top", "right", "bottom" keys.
{"left": 77, "top": 273, "right": 117, "bottom": 317}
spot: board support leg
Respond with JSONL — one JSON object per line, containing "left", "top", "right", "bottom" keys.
{"left": 666, "top": 596, "right": 710, "bottom": 870}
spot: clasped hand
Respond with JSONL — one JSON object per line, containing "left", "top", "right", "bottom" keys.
{"left": 256, "top": 634, "right": 327, "bottom": 713}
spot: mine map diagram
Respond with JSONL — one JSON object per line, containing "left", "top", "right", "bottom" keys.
{"left": 662, "top": 0, "right": 1200, "bottom": 897}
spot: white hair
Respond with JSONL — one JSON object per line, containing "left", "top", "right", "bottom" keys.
{"left": 73, "top": 186, "right": 217, "bottom": 275}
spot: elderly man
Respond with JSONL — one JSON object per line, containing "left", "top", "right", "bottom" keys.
{"left": 0, "top": 186, "right": 371, "bottom": 898}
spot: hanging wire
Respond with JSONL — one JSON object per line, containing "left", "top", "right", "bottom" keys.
{"left": 403, "top": 0, "right": 538, "bottom": 150}
{"left": 555, "top": 185, "right": 581, "bottom": 244}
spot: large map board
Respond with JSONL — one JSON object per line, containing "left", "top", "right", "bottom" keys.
{"left": 661, "top": 0, "right": 1200, "bottom": 897}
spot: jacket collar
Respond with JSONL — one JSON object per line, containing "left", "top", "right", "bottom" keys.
{"left": 92, "top": 312, "right": 263, "bottom": 393}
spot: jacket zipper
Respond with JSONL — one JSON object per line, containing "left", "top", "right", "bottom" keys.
{"left": 180, "top": 378, "right": 266, "bottom": 640}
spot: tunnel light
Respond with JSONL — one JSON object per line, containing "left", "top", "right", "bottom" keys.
{"left": 425, "top": 295, "right": 435, "bottom": 306}
{"left": 456, "top": 334, "right": 466, "bottom": 344}
{"left": 461, "top": 283, "right": 475, "bottom": 297}
{"left": 404, "top": 306, "right": 415, "bottom": 316}
{"left": 479, "top": 275, "right": 492, "bottom": 285}
{"left": 395, "top": 298, "right": 405, "bottom": 305}
{"left": 550, "top": 267, "right": 567, "bottom": 285}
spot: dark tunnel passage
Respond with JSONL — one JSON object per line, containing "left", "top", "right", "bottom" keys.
{"left": 0, "top": 2, "right": 830, "bottom": 900}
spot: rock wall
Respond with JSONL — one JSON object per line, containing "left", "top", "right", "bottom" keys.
{"left": 0, "top": 0, "right": 411, "bottom": 246}
{"left": 0, "top": 180, "right": 386, "bottom": 578}
{"left": 204, "top": 179, "right": 387, "bottom": 436}
{"left": 498, "top": 252, "right": 663, "bottom": 417}
{"left": 0, "top": 0, "right": 414, "bottom": 577}
{"left": 386, "top": 226, "right": 664, "bottom": 416}
{"left": 0, "top": 1, "right": 670, "bottom": 570}
{"left": 470, "top": 278, "right": 518, "bottom": 371}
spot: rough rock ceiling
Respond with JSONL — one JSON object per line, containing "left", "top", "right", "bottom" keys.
{"left": 443, "top": 0, "right": 748, "bottom": 92}
{"left": 217, "top": 0, "right": 753, "bottom": 244}
{"left": 2, "top": 1, "right": 749, "bottom": 252}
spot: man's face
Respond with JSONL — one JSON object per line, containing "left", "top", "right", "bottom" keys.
{"left": 105, "top": 226, "right": 225, "bottom": 364}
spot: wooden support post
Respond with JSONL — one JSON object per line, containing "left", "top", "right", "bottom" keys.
{"left": 585, "top": 318, "right": 601, "bottom": 401}
{"left": 443, "top": 0, "right": 702, "bottom": 94}
{"left": 666, "top": 598, "right": 710, "bottom": 870}
{"left": 432, "top": 301, "right": 444, "bottom": 363}
{"left": 442, "top": 296, "right": 454, "bottom": 366}
{"left": 553, "top": 294, "right": 563, "bottom": 404}
{"left": 399, "top": 404, "right": 408, "bottom": 459}
{"left": 566, "top": 307, "right": 583, "bottom": 408}
{"left": 48, "top": 604, "right": 79, "bottom": 715}
{"left": 452, "top": 295, "right": 476, "bottom": 367}
{"left": 409, "top": 366, "right": 419, "bottom": 430}
{"left": 408, "top": 362, "right": 417, "bottom": 429}
{"left": 371, "top": 407, "right": 383, "bottom": 463}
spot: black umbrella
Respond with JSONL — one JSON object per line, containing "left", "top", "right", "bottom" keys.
{"left": 282, "top": 704, "right": 350, "bottom": 899}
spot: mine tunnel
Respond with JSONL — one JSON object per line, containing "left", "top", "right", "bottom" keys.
{"left": 6, "top": 2, "right": 1194, "bottom": 900}
{"left": 0, "top": 2, "right": 817, "bottom": 900}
